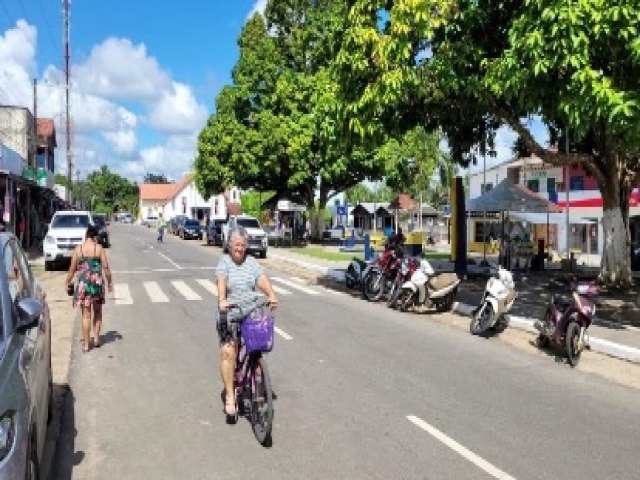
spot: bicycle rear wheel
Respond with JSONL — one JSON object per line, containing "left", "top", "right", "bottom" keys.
{"left": 249, "top": 356, "right": 274, "bottom": 445}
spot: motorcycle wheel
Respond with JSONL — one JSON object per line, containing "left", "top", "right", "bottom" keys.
{"left": 363, "top": 272, "right": 384, "bottom": 302}
{"left": 565, "top": 321, "right": 582, "bottom": 367}
{"left": 387, "top": 283, "right": 401, "bottom": 309}
{"left": 470, "top": 302, "right": 494, "bottom": 335}
{"left": 398, "top": 288, "right": 414, "bottom": 312}
{"left": 435, "top": 292, "right": 455, "bottom": 312}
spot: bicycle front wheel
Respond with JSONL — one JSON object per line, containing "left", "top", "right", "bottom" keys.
{"left": 249, "top": 356, "right": 274, "bottom": 445}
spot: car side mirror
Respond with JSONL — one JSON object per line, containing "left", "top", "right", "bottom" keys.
{"left": 16, "top": 297, "right": 42, "bottom": 329}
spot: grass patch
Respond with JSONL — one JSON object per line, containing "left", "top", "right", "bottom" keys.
{"left": 288, "top": 246, "right": 450, "bottom": 262}
{"left": 289, "top": 247, "right": 364, "bottom": 262}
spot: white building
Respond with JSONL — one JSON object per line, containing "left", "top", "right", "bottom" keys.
{"left": 467, "top": 155, "right": 640, "bottom": 258}
{"left": 138, "top": 174, "right": 242, "bottom": 223}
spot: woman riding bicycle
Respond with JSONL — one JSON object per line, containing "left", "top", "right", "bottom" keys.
{"left": 216, "top": 226, "right": 278, "bottom": 416}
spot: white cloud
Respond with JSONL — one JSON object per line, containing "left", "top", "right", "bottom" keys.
{"left": 118, "top": 134, "right": 196, "bottom": 181}
{"left": 0, "top": 20, "right": 211, "bottom": 182}
{"left": 74, "top": 38, "right": 172, "bottom": 101}
{"left": 247, "top": 0, "right": 268, "bottom": 20}
{"left": 0, "top": 20, "right": 37, "bottom": 106}
{"left": 147, "top": 82, "right": 208, "bottom": 134}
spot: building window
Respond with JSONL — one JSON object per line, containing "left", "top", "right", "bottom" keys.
{"left": 570, "top": 176, "right": 584, "bottom": 191}
{"left": 527, "top": 179, "right": 539, "bottom": 192}
{"left": 482, "top": 183, "right": 493, "bottom": 194}
{"left": 214, "top": 199, "right": 219, "bottom": 215}
{"left": 546, "top": 178, "right": 556, "bottom": 193}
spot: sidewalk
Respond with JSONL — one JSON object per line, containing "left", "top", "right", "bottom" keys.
{"left": 267, "top": 246, "right": 640, "bottom": 364}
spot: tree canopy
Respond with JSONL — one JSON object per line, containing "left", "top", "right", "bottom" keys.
{"left": 337, "top": 0, "right": 640, "bottom": 286}
{"left": 73, "top": 166, "right": 139, "bottom": 215}
{"left": 143, "top": 173, "right": 170, "bottom": 184}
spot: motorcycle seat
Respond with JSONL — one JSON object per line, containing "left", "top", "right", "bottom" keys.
{"left": 429, "top": 273, "right": 459, "bottom": 291}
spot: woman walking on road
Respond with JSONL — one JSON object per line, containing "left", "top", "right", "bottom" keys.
{"left": 66, "top": 224, "right": 113, "bottom": 353}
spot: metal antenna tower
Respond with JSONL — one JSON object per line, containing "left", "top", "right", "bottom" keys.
{"left": 63, "top": 0, "right": 73, "bottom": 201}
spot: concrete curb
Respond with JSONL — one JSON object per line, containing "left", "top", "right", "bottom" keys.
{"left": 452, "top": 302, "right": 640, "bottom": 364}
{"left": 269, "top": 251, "right": 640, "bottom": 364}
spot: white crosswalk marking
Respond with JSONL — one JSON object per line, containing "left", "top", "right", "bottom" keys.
{"left": 271, "top": 284, "right": 292, "bottom": 295}
{"left": 290, "top": 276, "right": 305, "bottom": 283}
{"left": 196, "top": 279, "right": 218, "bottom": 296}
{"left": 143, "top": 281, "right": 169, "bottom": 303}
{"left": 114, "top": 283, "right": 133, "bottom": 305}
{"left": 271, "top": 277, "right": 319, "bottom": 295}
{"left": 171, "top": 280, "right": 202, "bottom": 300}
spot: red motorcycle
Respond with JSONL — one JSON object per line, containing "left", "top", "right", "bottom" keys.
{"left": 361, "top": 245, "right": 404, "bottom": 302}
{"left": 387, "top": 256, "right": 420, "bottom": 309}
{"left": 534, "top": 275, "right": 600, "bottom": 366}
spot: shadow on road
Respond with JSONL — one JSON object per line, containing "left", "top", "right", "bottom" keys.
{"left": 49, "top": 387, "right": 81, "bottom": 480}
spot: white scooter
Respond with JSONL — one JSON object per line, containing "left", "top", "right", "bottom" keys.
{"left": 396, "top": 258, "right": 460, "bottom": 312}
{"left": 470, "top": 264, "right": 517, "bottom": 336}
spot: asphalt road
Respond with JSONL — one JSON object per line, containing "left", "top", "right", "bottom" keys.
{"left": 51, "top": 224, "right": 640, "bottom": 479}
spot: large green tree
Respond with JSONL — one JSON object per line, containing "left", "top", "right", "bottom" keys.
{"left": 338, "top": 0, "right": 640, "bottom": 287}
{"left": 85, "top": 166, "right": 139, "bottom": 215}
{"left": 195, "top": 1, "right": 384, "bottom": 238}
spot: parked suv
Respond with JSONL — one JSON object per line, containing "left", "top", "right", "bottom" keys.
{"left": 206, "top": 219, "right": 225, "bottom": 246}
{"left": 179, "top": 219, "right": 203, "bottom": 240}
{"left": 43, "top": 210, "right": 93, "bottom": 270}
{"left": 92, "top": 213, "right": 110, "bottom": 247}
{"left": 223, "top": 215, "right": 268, "bottom": 258}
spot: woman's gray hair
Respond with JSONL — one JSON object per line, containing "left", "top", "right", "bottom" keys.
{"left": 228, "top": 226, "right": 248, "bottom": 243}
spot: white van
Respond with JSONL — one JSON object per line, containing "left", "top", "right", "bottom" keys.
{"left": 223, "top": 215, "right": 268, "bottom": 258}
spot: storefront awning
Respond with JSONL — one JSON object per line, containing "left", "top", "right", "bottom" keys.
{"left": 508, "top": 211, "right": 596, "bottom": 225}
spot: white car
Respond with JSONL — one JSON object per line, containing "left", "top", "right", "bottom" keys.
{"left": 43, "top": 210, "right": 93, "bottom": 270}
{"left": 223, "top": 215, "right": 268, "bottom": 258}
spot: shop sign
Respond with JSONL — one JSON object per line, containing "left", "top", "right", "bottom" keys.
{"left": 21, "top": 166, "right": 36, "bottom": 181}
{"left": 36, "top": 168, "right": 48, "bottom": 187}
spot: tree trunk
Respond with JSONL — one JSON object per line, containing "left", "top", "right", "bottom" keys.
{"left": 315, "top": 184, "right": 328, "bottom": 240}
{"left": 599, "top": 167, "right": 633, "bottom": 288}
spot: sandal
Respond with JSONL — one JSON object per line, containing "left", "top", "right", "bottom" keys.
{"left": 82, "top": 345, "right": 90, "bottom": 353}
{"left": 93, "top": 339, "right": 101, "bottom": 348}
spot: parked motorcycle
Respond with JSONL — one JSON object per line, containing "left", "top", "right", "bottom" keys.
{"left": 534, "top": 276, "right": 599, "bottom": 366}
{"left": 361, "top": 246, "right": 404, "bottom": 302}
{"left": 470, "top": 265, "right": 517, "bottom": 336}
{"left": 395, "top": 259, "right": 460, "bottom": 312}
{"left": 387, "top": 256, "right": 420, "bottom": 309}
{"left": 345, "top": 257, "right": 369, "bottom": 289}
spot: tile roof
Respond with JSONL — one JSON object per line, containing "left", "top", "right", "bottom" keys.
{"left": 36, "top": 118, "right": 57, "bottom": 146}
{"left": 388, "top": 193, "right": 418, "bottom": 211}
{"left": 139, "top": 173, "right": 196, "bottom": 202}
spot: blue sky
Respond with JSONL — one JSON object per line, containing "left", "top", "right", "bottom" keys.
{"left": 0, "top": 0, "right": 546, "bottom": 183}
{"left": 0, "top": 0, "right": 266, "bottom": 181}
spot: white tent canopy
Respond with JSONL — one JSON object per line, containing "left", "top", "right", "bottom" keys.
{"left": 467, "top": 178, "right": 562, "bottom": 213}
{"left": 508, "top": 212, "right": 596, "bottom": 225}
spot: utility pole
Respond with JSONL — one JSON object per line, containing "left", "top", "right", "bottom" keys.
{"left": 63, "top": 0, "right": 73, "bottom": 203}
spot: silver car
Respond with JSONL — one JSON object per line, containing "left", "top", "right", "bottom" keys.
{"left": 0, "top": 234, "right": 52, "bottom": 480}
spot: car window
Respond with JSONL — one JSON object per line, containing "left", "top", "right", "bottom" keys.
{"left": 51, "top": 214, "right": 90, "bottom": 229}
{"left": 4, "top": 241, "right": 30, "bottom": 306}
{"left": 185, "top": 220, "right": 200, "bottom": 226}
{"left": 93, "top": 216, "right": 106, "bottom": 227}
{"left": 237, "top": 218, "right": 261, "bottom": 229}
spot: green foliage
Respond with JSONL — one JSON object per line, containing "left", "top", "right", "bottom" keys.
{"left": 80, "top": 166, "right": 139, "bottom": 216}
{"left": 338, "top": 0, "right": 640, "bottom": 285}
{"left": 194, "top": 0, "right": 384, "bottom": 220}
{"left": 240, "top": 190, "right": 276, "bottom": 218}
{"left": 54, "top": 173, "right": 69, "bottom": 187}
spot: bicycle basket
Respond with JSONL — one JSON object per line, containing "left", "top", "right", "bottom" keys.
{"left": 240, "top": 310, "right": 275, "bottom": 354}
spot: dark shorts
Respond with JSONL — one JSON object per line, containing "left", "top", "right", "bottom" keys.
{"left": 217, "top": 312, "right": 239, "bottom": 345}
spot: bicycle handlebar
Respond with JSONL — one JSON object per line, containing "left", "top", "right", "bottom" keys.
{"left": 221, "top": 298, "right": 272, "bottom": 323}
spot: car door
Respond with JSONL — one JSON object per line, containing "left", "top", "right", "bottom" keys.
{"left": 6, "top": 240, "right": 50, "bottom": 439}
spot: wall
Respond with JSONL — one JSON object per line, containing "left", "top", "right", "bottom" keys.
{"left": 0, "top": 107, "right": 31, "bottom": 161}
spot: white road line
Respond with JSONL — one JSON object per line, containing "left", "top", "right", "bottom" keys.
{"left": 272, "top": 285, "right": 292, "bottom": 295}
{"left": 143, "top": 281, "right": 169, "bottom": 303}
{"left": 271, "top": 277, "right": 319, "bottom": 295}
{"left": 112, "top": 268, "right": 178, "bottom": 274}
{"left": 290, "top": 276, "right": 305, "bottom": 283}
{"left": 113, "top": 283, "right": 133, "bottom": 305}
{"left": 274, "top": 326, "right": 293, "bottom": 340}
{"left": 171, "top": 280, "right": 202, "bottom": 301}
{"left": 406, "top": 415, "right": 516, "bottom": 480}
{"left": 196, "top": 279, "right": 218, "bottom": 296}
{"left": 318, "top": 286, "right": 341, "bottom": 295}
{"left": 155, "top": 249, "right": 182, "bottom": 269}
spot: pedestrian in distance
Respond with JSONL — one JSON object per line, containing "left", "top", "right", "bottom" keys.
{"left": 65, "top": 224, "right": 113, "bottom": 353}
{"left": 157, "top": 212, "right": 166, "bottom": 243}
{"left": 216, "top": 226, "right": 278, "bottom": 416}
